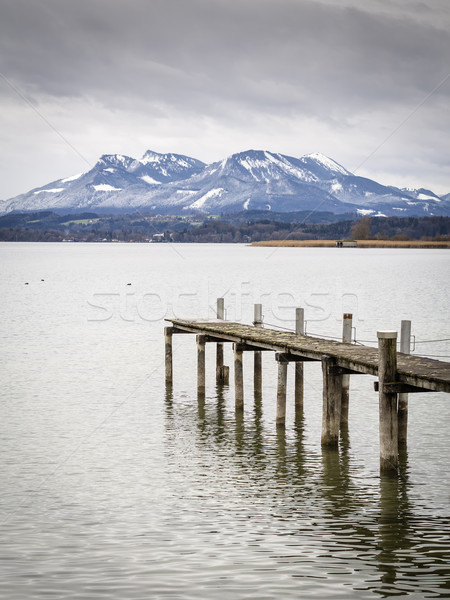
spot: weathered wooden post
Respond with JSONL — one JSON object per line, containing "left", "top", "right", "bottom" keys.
{"left": 164, "top": 326, "right": 173, "bottom": 386}
{"left": 398, "top": 320, "right": 411, "bottom": 446}
{"left": 276, "top": 353, "right": 288, "bottom": 426}
{"left": 294, "top": 308, "right": 304, "bottom": 410}
{"left": 216, "top": 298, "right": 226, "bottom": 383}
{"left": 340, "top": 313, "right": 352, "bottom": 426}
{"left": 197, "top": 334, "right": 206, "bottom": 395}
{"left": 218, "top": 363, "right": 230, "bottom": 385}
{"left": 253, "top": 303, "right": 263, "bottom": 397}
{"left": 377, "top": 331, "right": 399, "bottom": 473}
{"left": 321, "top": 356, "right": 342, "bottom": 447}
{"left": 234, "top": 343, "right": 244, "bottom": 410}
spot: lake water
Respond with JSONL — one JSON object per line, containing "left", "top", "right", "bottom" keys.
{"left": 1, "top": 242, "right": 449, "bottom": 599}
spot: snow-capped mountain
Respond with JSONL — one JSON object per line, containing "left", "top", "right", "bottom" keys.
{"left": 146, "top": 150, "right": 356, "bottom": 214}
{"left": 1, "top": 149, "right": 449, "bottom": 217}
{"left": 0, "top": 151, "right": 206, "bottom": 214}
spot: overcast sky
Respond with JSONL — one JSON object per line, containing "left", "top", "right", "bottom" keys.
{"left": 0, "top": 0, "right": 449, "bottom": 200}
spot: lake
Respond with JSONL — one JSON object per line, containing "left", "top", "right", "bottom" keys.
{"left": 1, "top": 242, "right": 449, "bottom": 599}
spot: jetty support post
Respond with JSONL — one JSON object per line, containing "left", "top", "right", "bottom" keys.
{"left": 216, "top": 298, "right": 229, "bottom": 384}
{"left": 321, "top": 356, "right": 343, "bottom": 447}
{"left": 276, "top": 353, "right": 288, "bottom": 427}
{"left": 197, "top": 334, "right": 206, "bottom": 395}
{"left": 398, "top": 320, "right": 411, "bottom": 446}
{"left": 164, "top": 326, "right": 173, "bottom": 386}
{"left": 340, "top": 313, "right": 353, "bottom": 427}
{"left": 253, "top": 303, "right": 263, "bottom": 397}
{"left": 234, "top": 343, "right": 244, "bottom": 411}
{"left": 294, "top": 308, "right": 305, "bottom": 410}
{"left": 377, "top": 331, "right": 399, "bottom": 473}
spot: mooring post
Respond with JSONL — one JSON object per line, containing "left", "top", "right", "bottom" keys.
{"left": 321, "top": 356, "right": 343, "bottom": 447}
{"left": 234, "top": 343, "right": 244, "bottom": 410}
{"left": 253, "top": 303, "right": 263, "bottom": 397}
{"left": 216, "top": 298, "right": 225, "bottom": 383}
{"left": 197, "top": 334, "right": 206, "bottom": 395}
{"left": 398, "top": 320, "right": 411, "bottom": 446}
{"left": 164, "top": 326, "right": 173, "bottom": 386}
{"left": 294, "top": 308, "right": 304, "bottom": 410}
{"left": 340, "top": 313, "right": 353, "bottom": 427}
{"left": 377, "top": 331, "right": 399, "bottom": 473}
{"left": 276, "top": 354, "right": 288, "bottom": 426}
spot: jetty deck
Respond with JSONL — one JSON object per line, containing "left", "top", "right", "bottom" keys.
{"left": 168, "top": 318, "right": 450, "bottom": 393}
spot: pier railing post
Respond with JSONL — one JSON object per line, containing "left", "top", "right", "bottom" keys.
{"left": 294, "top": 308, "right": 304, "bottom": 410}
{"left": 253, "top": 304, "right": 263, "bottom": 397}
{"left": 197, "top": 334, "right": 206, "bottom": 395}
{"left": 276, "top": 354, "right": 288, "bottom": 426}
{"left": 377, "top": 331, "right": 399, "bottom": 473}
{"left": 341, "top": 313, "right": 352, "bottom": 427}
{"left": 234, "top": 343, "right": 244, "bottom": 411}
{"left": 164, "top": 326, "right": 173, "bottom": 386}
{"left": 398, "top": 320, "right": 411, "bottom": 446}
{"left": 321, "top": 356, "right": 342, "bottom": 447}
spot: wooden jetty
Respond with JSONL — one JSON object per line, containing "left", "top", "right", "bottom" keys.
{"left": 165, "top": 300, "right": 450, "bottom": 474}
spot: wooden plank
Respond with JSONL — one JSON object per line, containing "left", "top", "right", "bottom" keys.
{"left": 374, "top": 382, "right": 432, "bottom": 394}
{"left": 274, "top": 353, "right": 317, "bottom": 362}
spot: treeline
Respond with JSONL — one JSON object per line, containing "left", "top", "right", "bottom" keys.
{"left": 0, "top": 210, "right": 448, "bottom": 242}
{"left": 0, "top": 228, "right": 152, "bottom": 243}
{"left": 170, "top": 216, "right": 450, "bottom": 242}
{"left": 0, "top": 228, "right": 65, "bottom": 242}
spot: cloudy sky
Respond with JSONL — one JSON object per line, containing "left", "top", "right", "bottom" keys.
{"left": 0, "top": 0, "right": 449, "bottom": 200}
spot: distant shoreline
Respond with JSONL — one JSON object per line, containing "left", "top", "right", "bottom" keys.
{"left": 251, "top": 240, "right": 450, "bottom": 248}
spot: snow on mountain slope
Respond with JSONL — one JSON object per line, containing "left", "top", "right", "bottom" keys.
{"left": 1, "top": 149, "right": 449, "bottom": 217}
{"left": 298, "top": 153, "right": 352, "bottom": 179}
{"left": 401, "top": 188, "right": 442, "bottom": 202}
{"left": 212, "top": 150, "right": 318, "bottom": 184}
{"left": 128, "top": 150, "right": 205, "bottom": 183}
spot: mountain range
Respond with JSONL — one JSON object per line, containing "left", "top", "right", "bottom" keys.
{"left": 1, "top": 149, "right": 449, "bottom": 217}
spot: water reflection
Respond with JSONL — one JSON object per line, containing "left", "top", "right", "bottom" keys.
{"left": 374, "top": 449, "right": 414, "bottom": 596}
{"left": 214, "top": 382, "right": 227, "bottom": 444}
{"left": 163, "top": 390, "right": 450, "bottom": 598}
{"left": 164, "top": 384, "right": 175, "bottom": 425}
{"left": 252, "top": 388, "right": 264, "bottom": 460}
{"left": 197, "top": 389, "right": 206, "bottom": 424}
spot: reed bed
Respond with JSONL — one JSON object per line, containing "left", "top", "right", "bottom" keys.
{"left": 251, "top": 239, "right": 450, "bottom": 248}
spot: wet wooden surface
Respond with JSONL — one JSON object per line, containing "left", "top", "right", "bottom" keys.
{"left": 167, "top": 319, "right": 450, "bottom": 393}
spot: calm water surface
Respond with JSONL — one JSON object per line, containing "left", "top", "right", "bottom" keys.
{"left": 1, "top": 243, "right": 449, "bottom": 599}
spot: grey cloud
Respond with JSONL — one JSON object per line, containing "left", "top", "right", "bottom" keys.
{"left": 1, "top": 0, "right": 448, "bottom": 117}
{"left": 0, "top": 0, "right": 449, "bottom": 198}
